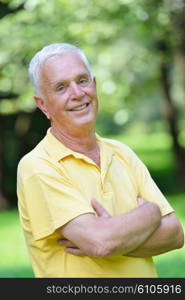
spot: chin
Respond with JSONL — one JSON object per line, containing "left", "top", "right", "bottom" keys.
{"left": 76, "top": 113, "right": 96, "bottom": 124}
{"left": 73, "top": 119, "right": 96, "bottom": 130}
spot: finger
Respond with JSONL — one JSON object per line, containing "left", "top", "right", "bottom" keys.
{"left": 137, "top": 197, "right": 147, "bottom": 206}
{"left": 91, "top": 198, "right": 110, "bottom": 218}
{"left": 64, "top": 247, "right": 86, "bottom": 256}
{"left": 58, "top": 239, "right": 76, "bottom": 247}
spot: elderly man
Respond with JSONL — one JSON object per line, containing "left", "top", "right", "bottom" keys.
{"left": 17, "top": 43, "right": 184, "bottom": 278}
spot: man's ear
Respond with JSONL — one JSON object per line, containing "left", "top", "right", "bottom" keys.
{"left": 34, "top": 96, "right": 50, "bottom": 120}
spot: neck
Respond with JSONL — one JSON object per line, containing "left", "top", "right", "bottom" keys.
{"left": 50, "top": 125, "right": 100, "bottom": 167}
{"left": 50, "top": 125, "right": 98, "bottom": 154}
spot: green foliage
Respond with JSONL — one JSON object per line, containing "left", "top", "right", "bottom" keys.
{"left": 0, "top": 0, "right": 184, "bottom": 127}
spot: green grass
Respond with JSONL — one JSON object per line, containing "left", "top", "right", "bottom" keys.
{"left": 154, "top": 193, "right": 185, "bottom": 278}
{"left": 0, "top": 130, "right": 184, "bottom": 278}
{"left": 0, "top": 202, "right": 184, "bottom": 278}
{"left": 0, "top": 209, "right": 34, "bottom": 278}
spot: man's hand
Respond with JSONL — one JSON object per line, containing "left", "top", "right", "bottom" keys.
{"left": 58, "top": 198, "right": 110, "bottom": 255}
{"left": 58, "top": 197, "right": 149, "bottom": 255}
{"left": 137, "top": 197, "right": 146, "bottom": 206}
{"left": 91, "top": 198, "right": 110, "bottom": 218}
{"left": 57, "top": 196, "right": 183, "bottom": 258}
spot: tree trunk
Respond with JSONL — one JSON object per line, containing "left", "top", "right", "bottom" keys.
{"left": 0, "top": 116, "right": 9, "bottom": 210}
{"left": 160, "top": 61, "right": 185, "bottom": 184}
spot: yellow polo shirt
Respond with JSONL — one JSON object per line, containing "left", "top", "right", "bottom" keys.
{"left": 17, "top": 129, "right": 173, "bottom": 278}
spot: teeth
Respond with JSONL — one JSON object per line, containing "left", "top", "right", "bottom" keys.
{"left": 71, "top": 104, "right": 87, "bottom": 111}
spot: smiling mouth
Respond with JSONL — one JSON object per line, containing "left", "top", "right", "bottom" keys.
{"left": 69, "top": 103, "right": 89, "bottom": 111}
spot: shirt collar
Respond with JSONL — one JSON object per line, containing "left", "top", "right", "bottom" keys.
{"left": 42, "top": 128, "right": 79, "bottom": 161}
{"left": 42, "top": 128, "right": 114, "bottom": 166}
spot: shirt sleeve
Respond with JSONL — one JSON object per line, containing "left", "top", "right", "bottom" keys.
{"left": 128, "top": 149, "right": 174, "bottom": 216}
{"left": 18, "top": 168, "right": 95, "bottom": 241}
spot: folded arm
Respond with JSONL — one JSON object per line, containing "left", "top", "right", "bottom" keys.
{"left": 57, "top": 198, "right": 161, "bottom": 257}
{"left": 58, "top": 198, "right": 184, "bottom": 257}
{"left": 127, "top": 211, "right": 184, "bottom": 257}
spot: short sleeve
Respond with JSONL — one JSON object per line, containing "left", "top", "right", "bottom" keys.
{"left": 129, "top": 149, "right": 174, "bottom": 216}
{"left": 18, "top": 170, "right": 94, "bottom": 241}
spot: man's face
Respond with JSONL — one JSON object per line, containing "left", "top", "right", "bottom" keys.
{"left": 36, "top": 52, "right": 98, "bottom": 135}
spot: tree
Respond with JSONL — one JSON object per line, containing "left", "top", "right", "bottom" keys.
{"left": 0, "top": 0, "right": 185, "bottom": 209}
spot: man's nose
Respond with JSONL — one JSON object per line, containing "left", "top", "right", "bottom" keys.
{"left": 69, "top": 82, "right": 85, "bottom": 100}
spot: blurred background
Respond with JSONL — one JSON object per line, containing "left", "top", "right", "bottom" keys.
{"left": 0, "top": 0, "right": 185, "bottom": 278}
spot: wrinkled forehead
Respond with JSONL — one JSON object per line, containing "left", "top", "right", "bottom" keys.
{"left": 40, "top": 52, "right": 89, "bottom": 83}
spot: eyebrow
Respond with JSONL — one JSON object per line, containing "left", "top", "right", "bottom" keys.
{"left": 51, "top": 73, "right": 90, "bottom": 88}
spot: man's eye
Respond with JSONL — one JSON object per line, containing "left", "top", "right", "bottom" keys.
{"left": 57, "top": 86, "right": 65, "bottom": 92}
{"left": 79, "top": 78, "right": 89, "bottom": 85}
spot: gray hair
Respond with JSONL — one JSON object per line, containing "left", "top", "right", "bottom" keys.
{"left": 28, "top": 43, "right": 94, "bottom": 96}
